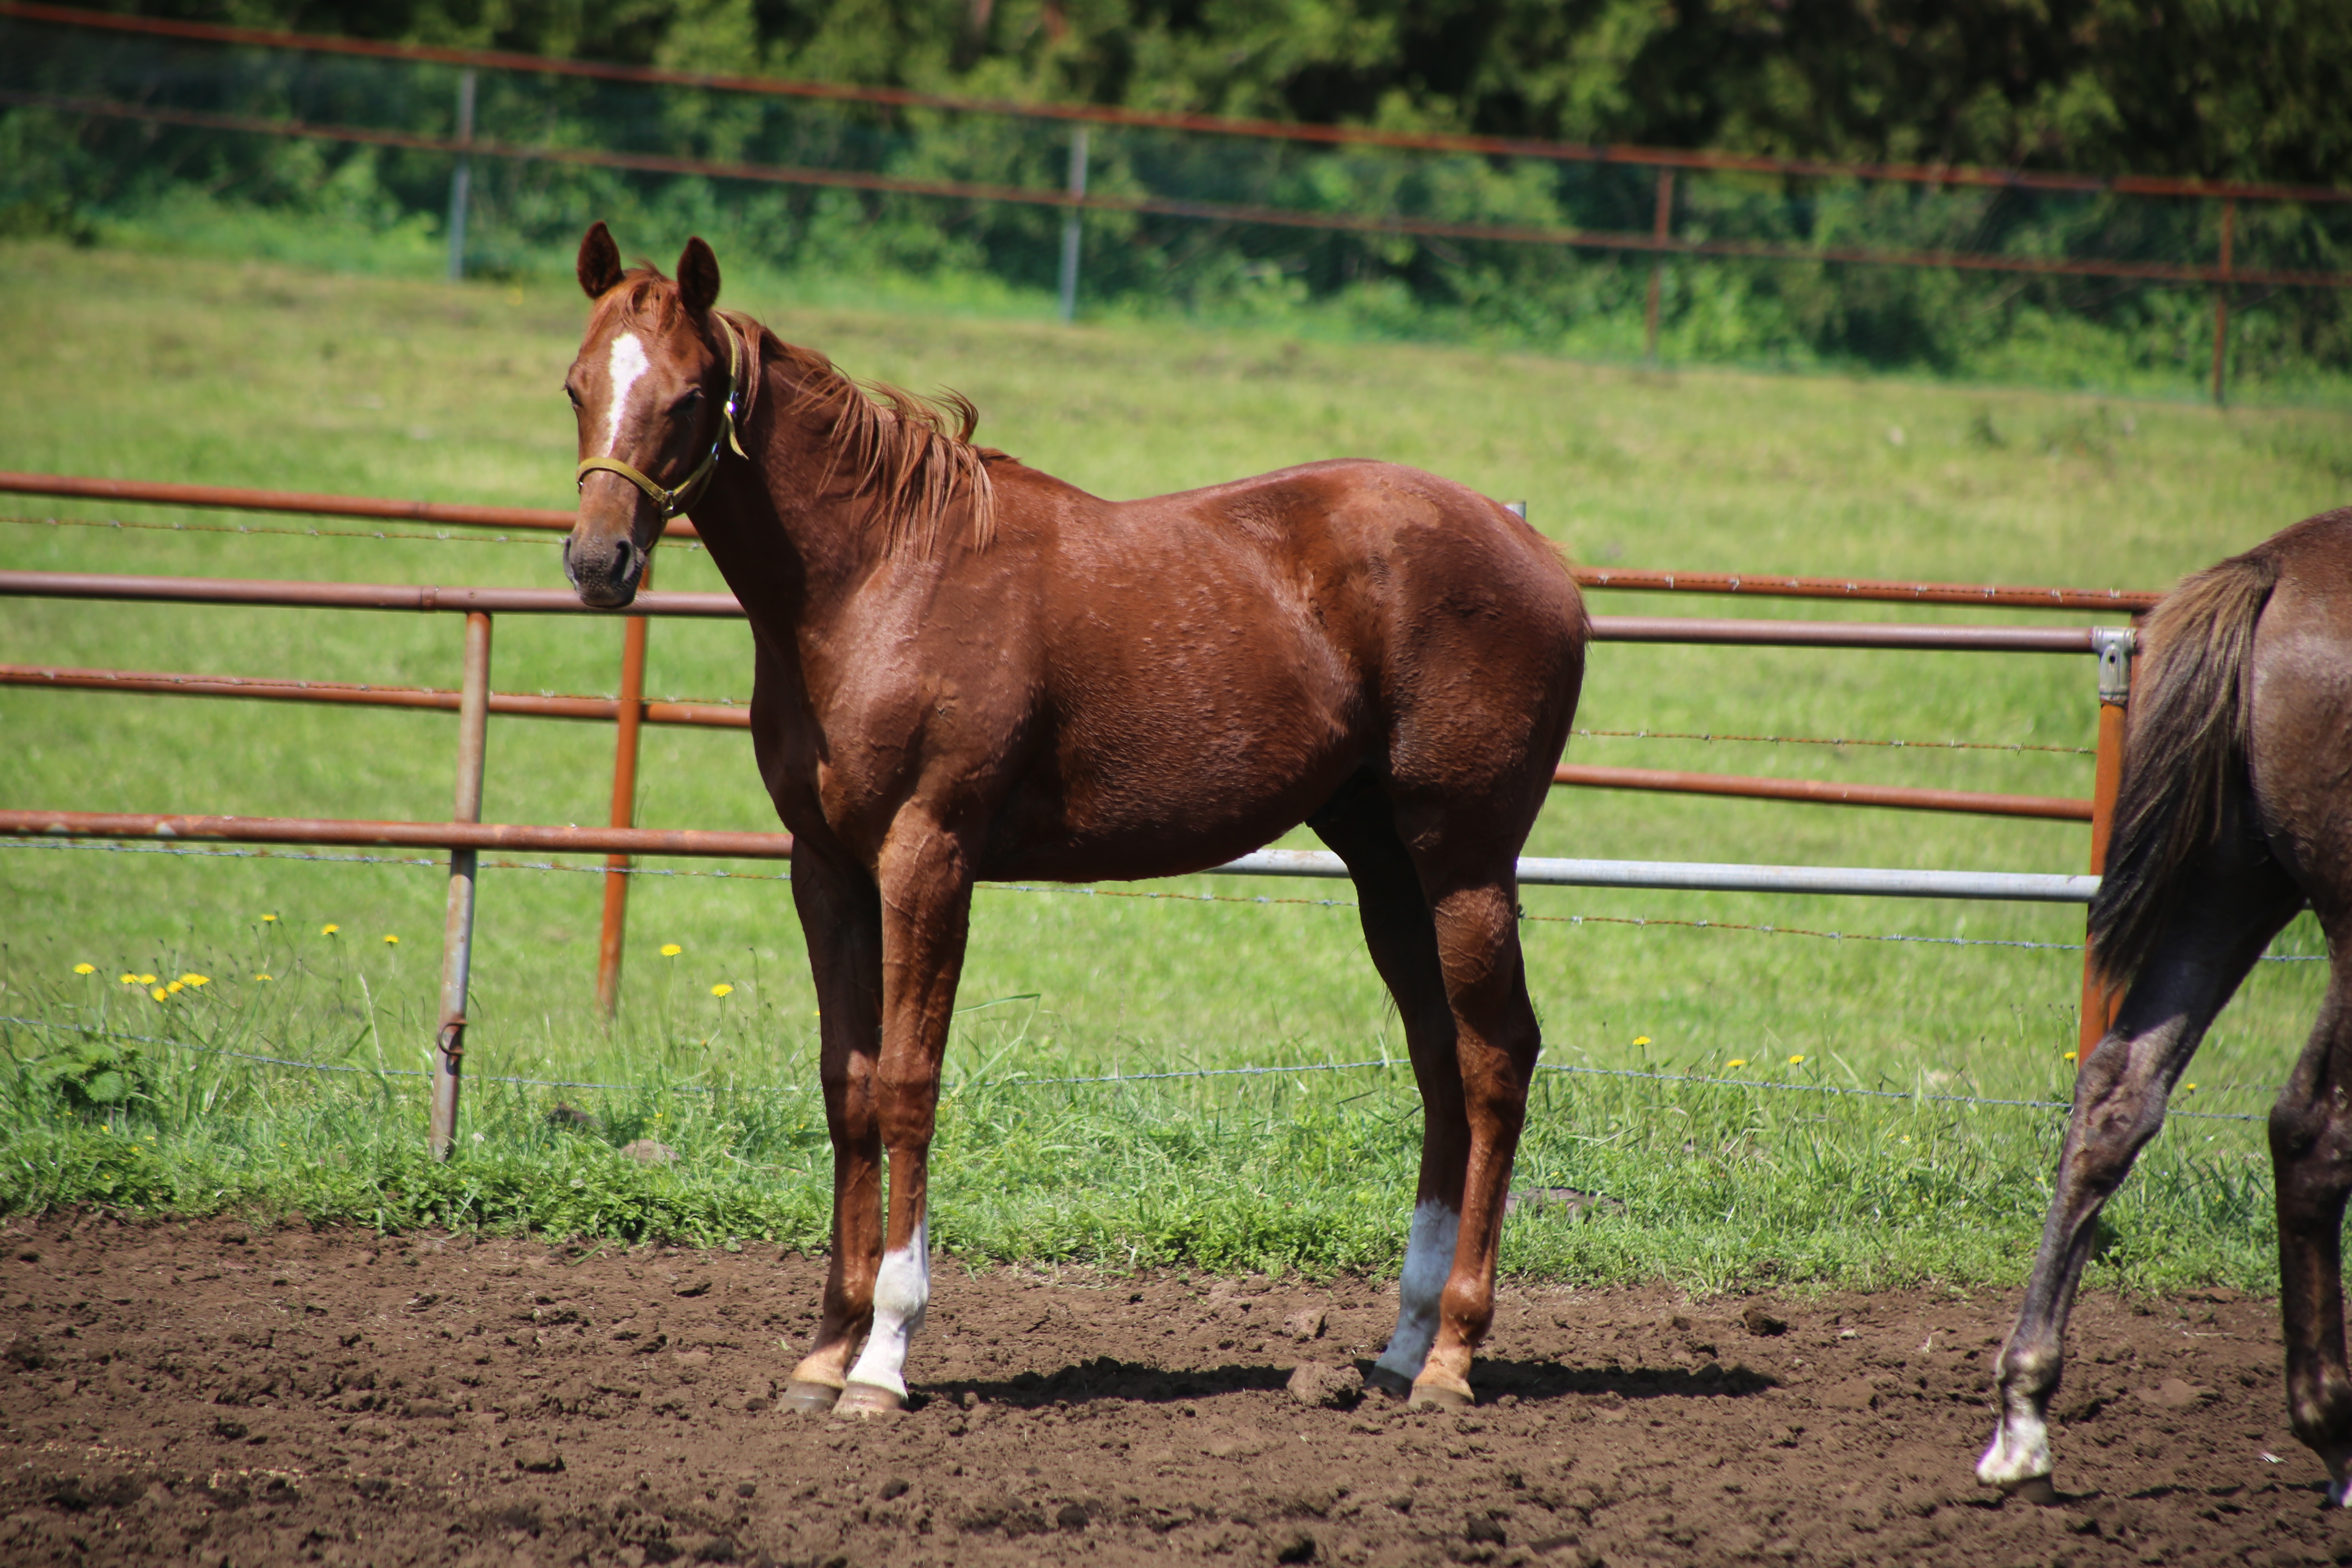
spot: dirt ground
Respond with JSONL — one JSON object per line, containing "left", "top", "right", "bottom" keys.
{"left": 3, "top": 1216, "right": 2347, "bottom": 1568}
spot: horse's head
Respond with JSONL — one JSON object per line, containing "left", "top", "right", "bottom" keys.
{"left": 563, "top": 223, "right": 741, "bottom": 608}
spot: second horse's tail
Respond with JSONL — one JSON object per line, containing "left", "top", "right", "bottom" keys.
{"left": 2087, "top": 546, "right": 2281, "bottom": 986}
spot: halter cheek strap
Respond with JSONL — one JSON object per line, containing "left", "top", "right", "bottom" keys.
{"left": 575, "top": 313, "right": 749, "bottom": 521}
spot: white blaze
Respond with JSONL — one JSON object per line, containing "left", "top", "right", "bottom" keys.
{"left": 846, "top": 1216, "right": 930, "bottom": 1399}
{"left": 601, "top": 331, "right": 651, "bottom": 457}
{"left": 1374, "top": 1199, "right": 1459, "bottom": 1383}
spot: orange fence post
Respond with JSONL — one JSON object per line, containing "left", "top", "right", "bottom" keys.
{"left": 596, "top": 560, "right": 653, "bottom": 1017}
{"left": 2077, "top": 626, "right": 2134, "bottom": 1057}
{"left": 432, "top": 610, "right": 493, "bottom": 1159}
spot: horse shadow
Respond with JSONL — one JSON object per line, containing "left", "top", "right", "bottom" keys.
{"left": 917, "top": 1354, "right": 1776, "bottom": 1410}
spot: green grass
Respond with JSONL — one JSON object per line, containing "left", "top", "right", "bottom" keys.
{"left": 0, "top": 237, "right": 2343, "bottom": 1291}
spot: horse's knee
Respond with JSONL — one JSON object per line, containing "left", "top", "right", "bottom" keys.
{"left": 1439, "top": 1272, "right": 1496, "bottom": 1347}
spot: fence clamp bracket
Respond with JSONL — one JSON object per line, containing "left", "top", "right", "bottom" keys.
{"left": 2091, "top": 626, "right": 2134, "bottom": 706}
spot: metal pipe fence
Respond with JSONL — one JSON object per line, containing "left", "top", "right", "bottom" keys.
{"left": 7, "top": 3, "right": 2346, "bottom": 401}
{"left": 0, "top": 471, "right": 2164, "bottom": 1150}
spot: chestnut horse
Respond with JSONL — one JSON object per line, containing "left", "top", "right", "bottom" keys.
{"left": 1981, "top": 508, "right": 2352, "bottom": 1502}
{"left": 561, "top": 225, "right": 1585, "bottom": 1415}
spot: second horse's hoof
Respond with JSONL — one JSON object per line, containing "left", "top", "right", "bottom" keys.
{"left": 1363, "top": 1365, "right": 1414, "bottom": 1402}
{"left": 832, "top": 1382, "right": 906, "bottom": 1418}
{"left": 780, "top": 1379, "right": 843, "bottom": 1414}
{"left": 1408, "top": 1377, "right": 1472, "bottom": 1411}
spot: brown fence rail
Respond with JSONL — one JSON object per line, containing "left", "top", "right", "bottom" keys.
{"left": 4, "top": 0, "right": 2345, "bottom": 207}
{"left": 0, "top": 470, "right": 2163, "bottom": 611}
{"left": 0, "top": 662, "right": 2090, "bottom": 822}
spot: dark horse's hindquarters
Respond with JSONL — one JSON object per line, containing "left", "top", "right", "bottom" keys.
{"left": 1982, "top": 508, "right": 2352, "bottom": 1502}
{"left": 561, "top": 224, "right": 1586, "bottom": 1421}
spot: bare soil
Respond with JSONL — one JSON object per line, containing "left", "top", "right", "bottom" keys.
{"left": 2, "top": 1215, "right": 2345, "bottom": 1568}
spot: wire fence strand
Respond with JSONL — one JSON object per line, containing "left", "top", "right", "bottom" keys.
{"left": 0, "top": 1012, "right": 2268, "bottom": 1120}
{"left": 0, "top": 510, "right": 705, "bottom": 552}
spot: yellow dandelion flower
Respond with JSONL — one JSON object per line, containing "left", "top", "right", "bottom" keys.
{"left": 2183, "top": 1082, "right": 2198, "bottom": 1092}
{"left": 100, "top": 1125, "right": 108, "bottom": 1134}
{"left": 261, "top": 913, "right": 277, "bottom": 923}
{"left": 165, "top": 980, "right": 185, "bottom": 995}
{"left": 180, "top": 973, "right": 209, "bottom": 987}
{"left": 1632, "top": 1035, "right": 1651, "bottom": 1047}
{"left": 149, "top": 987, "right": 167, "bottom": 1002}
{"left": 383, "top": 934, "right": 399, "bottom": 945}
{"left": 254, "top": 973, "right": 273, "bottom": 983}
{"left": 1787, "top": 1055, "right": 1807, "bottom": 1066}
{"left": 119, "top": 973, "right": 138, "bottom": 985}
{"left": 321, "top": 924, "right": 339, "bottom": 936}
{"left": 710, "top": 982, "right": 734, "bottom": 998}
{"left": 2062, "top": 1050, "right": 2079, "bottom": 1062}
{"left": 73, "top": 963, "right": 95, "bottom": 976}
{"left": 1725, "top": 1058, "right": 1748, "bottom": 1069}
{"left": 136, "top": 974, "right": 157, "bottom": 986}
{"left": 660, "top": 944, "right": 683, "bottom": 958}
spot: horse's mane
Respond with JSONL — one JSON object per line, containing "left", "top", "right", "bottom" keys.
{"left": 604, "top": 265, "right": 995, "bottom": 555}
{"left": 773, "top": 340, "right": 997, "bottom": 556}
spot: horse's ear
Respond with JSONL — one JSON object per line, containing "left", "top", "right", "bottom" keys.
{"left": 577, "top": 222, "right": 624, "bottom": 299}
{"left": 677, "top": 236, "right": 722, "bottom": 314}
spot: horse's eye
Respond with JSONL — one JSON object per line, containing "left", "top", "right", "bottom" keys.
{"left": 564, "top": 384, "right": 583, "bottom": 408}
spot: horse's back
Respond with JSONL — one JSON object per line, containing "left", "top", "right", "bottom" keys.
{"left": 980, "top": 458, "right": 1581, "bottom": 879}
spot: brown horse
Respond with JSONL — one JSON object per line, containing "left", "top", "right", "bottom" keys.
{"left": 1981, "top": 508, "right": 2352, "bottom": 1502}
{"left": 561, "top": 225, "right": 1585, "bottom": 1415}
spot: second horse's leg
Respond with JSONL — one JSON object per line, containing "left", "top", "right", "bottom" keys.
{"left": 2272, "top": 938, "right": 2352, "bottom": 1501}
{"left": 782, "top": 846, "right": 885, "bottom": 1413}
{"left": 835, "top": 820, "right": 976, "bottom": 1416}
{"left": 1980, "top": 853, "right": 2297, "bottom": 1496}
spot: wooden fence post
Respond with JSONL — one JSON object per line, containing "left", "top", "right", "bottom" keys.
{"left": 2212, "top": 199, "right": 2236, "bottom": 408}
{"left": 1645, "top": 170, "right": 1675, "bottom": 364}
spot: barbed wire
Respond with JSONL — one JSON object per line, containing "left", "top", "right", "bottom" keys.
{"left": 0, "top": 835, "right": 2327, "bottom": 962}
{"left": 1574, "top": 726, "right": 2093, "bottom": 755}
{"left": 0, "top": 1013, "right": 2266, "bottom": 1120}
{"left": 0, "top": 511, "right": 705, "bottom": 553}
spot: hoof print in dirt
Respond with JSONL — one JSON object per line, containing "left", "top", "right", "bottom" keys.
{"left": 1743, "top": 1304, "right": 1789, "bottom": 1337}
{"left": 1056, "top": 1501, "right": 1089, "bottom": 1531}
{"left": 1274, "top": 1528, "right": 1318, "bottom": 1563}
{"left": 4, "top": 1334, "right": 49, "bottom": 1371}
{"left": 1287, "top": 1362, "right": 1363, "bottom": 1410}
{"left": 511, "top": 1440, "right": 564, "bottom": 1473}
{"left": 689, "top": 1535, "right": 738, "bottom": 1562}
{"left": 1466, "top": 1513, "right": 1508, "bottom": 1545}
{"left": 46, "top": 1474, "right": 144, "bottom": 1512}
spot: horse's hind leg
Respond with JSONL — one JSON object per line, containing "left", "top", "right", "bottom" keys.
{"left": 1308, "top": 778, "right": 1467, "bottom": 1401}
{"left": 2270, "top": 927, "right": 2352, "bottom": 1501}
{"left": 1980, "top": 851, "right": 2299, "bottom": 1498}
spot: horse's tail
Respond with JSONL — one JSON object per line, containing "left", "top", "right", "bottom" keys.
{"left": 2087, "top": 547, "right": 2281, "bottom": 985}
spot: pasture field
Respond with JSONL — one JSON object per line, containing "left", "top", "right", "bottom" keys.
{"left": 0, "top": 238, "right": 2345, "bottom": 1291}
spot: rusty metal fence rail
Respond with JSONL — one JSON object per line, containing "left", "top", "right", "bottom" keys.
{"left": 0, "top": 470, "right": 2160, "bottom": 1153}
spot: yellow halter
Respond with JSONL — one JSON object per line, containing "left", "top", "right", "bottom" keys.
{"left": 575, "top": 313, "right": 749, "bottom": 520}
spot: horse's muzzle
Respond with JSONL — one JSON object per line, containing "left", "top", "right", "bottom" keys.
{"left": 564, "top": 530, "right": 646, "bottom": 609}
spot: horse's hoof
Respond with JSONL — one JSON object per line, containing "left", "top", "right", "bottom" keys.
{"left": 1407, "top": 1377, "right": 1473, "bottom": 1411}
{"left": 1364, "top": 1366, "right": 1414, "bottom": 1402}
{"left": 832, "top": 1382, "right": 906, "bottom": 1418}
{"left": 2004, "top": 1475, "right": 2060, "bottom": 1507}
{"left": 780, "top": 1379, "right": 843, "bottom": 1414}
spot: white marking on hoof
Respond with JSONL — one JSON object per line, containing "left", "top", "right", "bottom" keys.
{"left": 601, "top": 331, "right": 650, "bottom": 457}
{"left": 1976, "top": 1389, "right": 2053, "bottom": 1495}
{"left": 845, "top": 1218, "right": 929, "bottom": 1401}
{"left": 1373, "top": 1200, "right": 1457, "bottom": 1387}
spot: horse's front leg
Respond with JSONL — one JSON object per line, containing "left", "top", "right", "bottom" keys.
{"left": 782, "top": 844, "right": 886, "bottom": 1412}
{"left": 835, "top": 821, "right": 975, "bottom": 1417}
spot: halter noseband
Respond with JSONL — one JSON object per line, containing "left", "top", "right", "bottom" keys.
{"left": 575, "top": 312, "right": 748, "bottom": 521}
